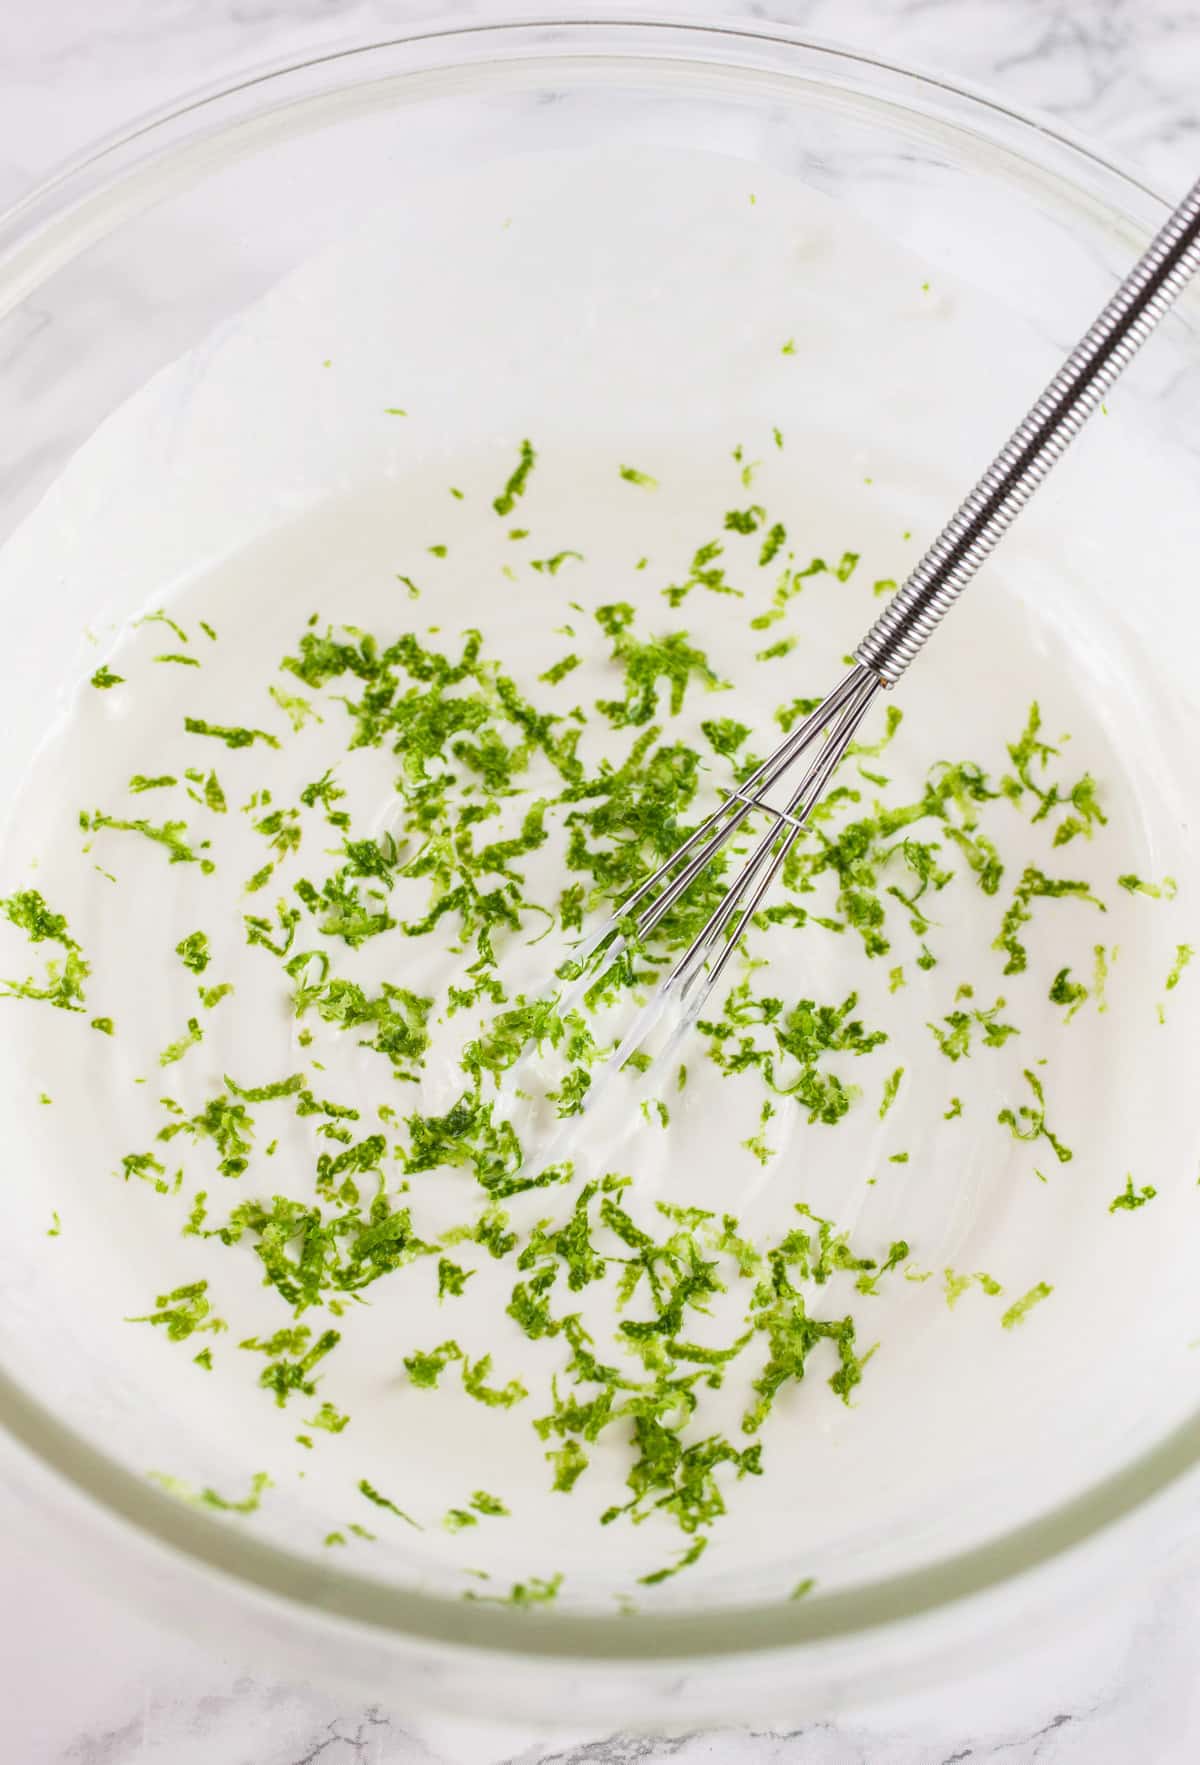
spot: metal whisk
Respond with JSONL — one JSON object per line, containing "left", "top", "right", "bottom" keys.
{"left": 573, "top": 173, "right": 1200, "bottom": 1087}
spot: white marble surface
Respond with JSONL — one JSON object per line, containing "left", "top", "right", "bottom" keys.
{"left": 4, "top": 1, "right": 1200, "bottom": 1760}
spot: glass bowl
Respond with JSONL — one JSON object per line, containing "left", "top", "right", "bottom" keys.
{"left": 2, "top": 17, "right": 1200, "bottom": 1728}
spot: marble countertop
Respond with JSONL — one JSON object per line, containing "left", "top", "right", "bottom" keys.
{"left": 4, "top": 2, "right": 1200, "bottom": 1761}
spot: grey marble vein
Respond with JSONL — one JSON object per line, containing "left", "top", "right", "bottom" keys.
{"left": 3, "top": 2, "right": 1200, "bottom": 1762}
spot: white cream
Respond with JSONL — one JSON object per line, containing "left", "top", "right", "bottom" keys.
{"left": 0, "top": 148, "right": 1198, "bottom": 1612}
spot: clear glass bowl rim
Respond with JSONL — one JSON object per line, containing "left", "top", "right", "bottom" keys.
{"left": 1, "top": 13, "right": 1196, "bottom": 1671}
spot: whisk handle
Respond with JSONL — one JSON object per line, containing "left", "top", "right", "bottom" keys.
{"left": 855, "top": 174, "right": 1200, "bottom": 686}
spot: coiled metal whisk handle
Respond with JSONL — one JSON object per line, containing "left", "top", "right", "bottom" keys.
{"left": 856, "top": 175, "right": 1200, "bottom": 686}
